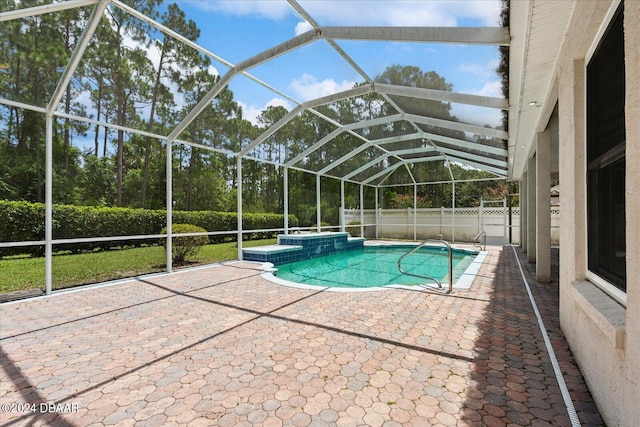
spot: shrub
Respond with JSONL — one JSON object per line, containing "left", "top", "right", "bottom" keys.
{"left": 346, "top": 221, "right": 362, "bottom": 237}
{"left": 161, "top": 224, "right": 209, "bottom": 263}
{"left": 311, "top": 222, "right": 338, "bottom": 232}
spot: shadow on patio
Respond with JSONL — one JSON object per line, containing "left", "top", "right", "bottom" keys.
{"left": 0, "top": 248, "right": 603, "bottom": 426}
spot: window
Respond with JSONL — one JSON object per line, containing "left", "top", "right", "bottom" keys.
{"left": 586, "top": 3, "right": 626, "bottom": 292}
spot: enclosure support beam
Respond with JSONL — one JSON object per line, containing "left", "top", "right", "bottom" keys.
{"left": 319, "top": 26, "right": 510, "bottom": 46}
{"left": 446, "top": 159, "right": 456, "bottom": 243}
{"left": 405, "top": 113, "right": 508, "bottom": 140}
{"left": 48, "top": 1, "right": 109, "bottom": 111}
{"left": 360, "top": 185, "right": 364, "bottom": 238}
{"left": 237, "top": 157, "right": 243, "bottom": 260}
{"left": 41, "top": 0, "right": 109, "bottom": 295}
{"left": 166, "top": 141, "right": 173, "bottom": 273}
{"left": 340, "top": 180, "right": 345, "bottom": 233}
{"left": 168, "top": 30, "right": 319, "bottom": 144}
{"left": 452, "top": 181, "right": 456, "bottom": 243}
{"left": 375, "top": 83, "right": 509, "bottom": 110}
{"left": 316, "top": 175, "right": 322, "bottom": 232}
{"left": 45, "top": 114, "right": 53, "bottom": 295}
{"left": 284, "top": 168, "right": 289, "bottom": 235}
{"left": 0, "top": 0, "right": 99, "bottom": 21}
{"left": 413, "top": 184, "right": 418, "bottom": 241}
{"left": 375, "top": 187, "right": 379, "bottom": 240}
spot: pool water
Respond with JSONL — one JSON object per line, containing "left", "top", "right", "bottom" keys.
{"left": 273, "top": 245, "right": 479, "bottom": 288}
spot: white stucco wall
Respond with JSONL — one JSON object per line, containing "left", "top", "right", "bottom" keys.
{"left": 556, "top": 1, "right": 639, "bottom": 425}
{"left": 623, "top": 0, "right": 640, "bottom": 423}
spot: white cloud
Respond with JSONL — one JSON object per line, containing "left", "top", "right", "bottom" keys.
{"left": 470, "top": 80, "right": 502, "bottom": 98}
{"left": 452, "top": 79, "right": 503, "bottom": 128}
{"left": 458, "top": 58, "right": 500, "bottom": 79}
{"left": 185, "top": 0, "right": 291, "bottom": 20}
{"left": 238, "top": 97, "right": 293, "bottom": 125}
{"left": 458, "top": 63, "right": 490, "bottom": 77}
{"left": 207, "top": 64, "right": 220, "bottom": 77}
{"left": 295, "top": 20, "right": 313, "bottom": 36}
{"left": 452, "top": 104, "right": 501, "bottom": 128}
{"left": 289, "top": 73, "right": 355, "bottom": 102}
{"left": 187, "top": 0, "right": 503, "bottom": 27}
{"left": 297, "top": 0, "right": 503, "bottom": 27}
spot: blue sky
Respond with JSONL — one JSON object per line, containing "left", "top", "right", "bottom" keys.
{"left": 168, "top": 0, "right": 505, "bottom": 127}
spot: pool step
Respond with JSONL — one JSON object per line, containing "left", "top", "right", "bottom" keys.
{"left": 243, "top": 232, "right": 364, "bottom": 265}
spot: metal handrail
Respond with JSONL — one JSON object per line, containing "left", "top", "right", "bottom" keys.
{"left": 473, "top": 230, "right": 486, "bottom": 251}
{"left": 397, "top": 239, "right": 454, "bottom": 293}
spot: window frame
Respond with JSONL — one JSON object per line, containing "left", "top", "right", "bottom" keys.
{"left": 584, "top": 0, "right": 626, "bottom": 306}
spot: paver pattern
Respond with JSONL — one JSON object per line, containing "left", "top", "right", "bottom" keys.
{"left": 0, "top": 246, "right": 603, "bottom": 426}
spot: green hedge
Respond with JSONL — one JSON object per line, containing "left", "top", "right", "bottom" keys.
{"left": 0, "top": 200, "right": 297, "bottom": 257}
{"left": 161, "top": 224, "right": 209, "bottom": 263}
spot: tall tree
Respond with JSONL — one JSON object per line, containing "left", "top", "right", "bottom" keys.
{"left": 140, "top": 3, "right": 201, "bottom": 208}
{"left": 105, "top": 0, "right": 162, "bottom": 206}
{"left": 0, "top": 2, "right": 75, "bottom": 201}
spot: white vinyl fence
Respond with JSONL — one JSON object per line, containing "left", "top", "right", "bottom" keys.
{"left": 344, "top": 206, "right": 560, "bottom": 245}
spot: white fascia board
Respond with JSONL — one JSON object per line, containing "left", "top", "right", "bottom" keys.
{"left": 376, "top": 83, "right": 508, "bottom": 110}
{"left": 404, "top": 113, "right": 508, "bottom": 140}
{"left": 320, "top": 26, "right": 509, "bottom": 46}
{"left": 0, "top": 0, "right": 99, "bottom": 21}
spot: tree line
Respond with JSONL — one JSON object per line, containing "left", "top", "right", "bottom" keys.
{"left": 0, "top": 0, "right": 512, "bottom": 227}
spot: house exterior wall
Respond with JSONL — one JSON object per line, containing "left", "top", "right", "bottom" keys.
{"left": 556, "top": 1, "right": 639, "bottom": 425}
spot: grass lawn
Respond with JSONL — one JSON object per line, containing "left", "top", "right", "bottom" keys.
{"left": 0, "top": 238, "right": 276, "bottom": 294}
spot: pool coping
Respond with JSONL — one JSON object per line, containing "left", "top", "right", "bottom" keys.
{"left": 257, "top": 243, "right": 488, "bottom": 293}
{"left": 242, "top": 244, "right": 303, "bottom": 255}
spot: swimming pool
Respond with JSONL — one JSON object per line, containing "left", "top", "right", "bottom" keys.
{"left": 263, "top": 244, "right": 485, "bottom": 291}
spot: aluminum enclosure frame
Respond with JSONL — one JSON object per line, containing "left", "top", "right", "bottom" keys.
{"left": 0, "top": 0, "right": 510, "bottom": 293}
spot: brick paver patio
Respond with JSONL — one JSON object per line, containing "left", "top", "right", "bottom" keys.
{"left": 0, "top": 245, "right": 603, "bottom": 426}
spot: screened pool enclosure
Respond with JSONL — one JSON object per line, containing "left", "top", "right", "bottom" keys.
{"left": 0, "top": 1, "right": 510, "bottom": 294}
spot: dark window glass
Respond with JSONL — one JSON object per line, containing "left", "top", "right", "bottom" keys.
{"left": 586, "top": 3, "right": 626, "bottom": 291}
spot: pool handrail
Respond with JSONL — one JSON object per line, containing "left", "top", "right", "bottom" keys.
{"left": 473, "top": 230, "right": 486, "bottom": 251}
{"left": 397, "top": 238, "right": 454, "bottom": 293}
